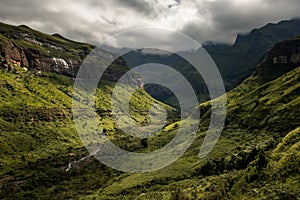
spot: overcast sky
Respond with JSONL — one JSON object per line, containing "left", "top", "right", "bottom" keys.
{"left": 1, "top": 0, "right": 300, "bottom": 49}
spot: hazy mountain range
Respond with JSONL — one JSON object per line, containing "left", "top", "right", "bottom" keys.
{"left": 120, "top": 19, "right": 300, "bottom": 107}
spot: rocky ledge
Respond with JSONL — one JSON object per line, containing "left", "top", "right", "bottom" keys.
{"left": 268, "top": 36, "right": 300, "bottom": 64}
{"left": 0, "top": 22, "right": 143, "bottom": 88}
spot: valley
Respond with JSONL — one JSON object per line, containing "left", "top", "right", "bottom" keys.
{"left": 0, "top": 21, "right": 299, "bottom": 199}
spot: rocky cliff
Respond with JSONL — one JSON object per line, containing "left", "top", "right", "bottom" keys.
{"left": 268, "top": 36, "right": 300, "bottom": 64}
{"left": 203, "top": 19, "right": 300, "bottom": 87}
{"left": 0, "top": 22, "right": 143, "bottom": 88}
{"left": 248, "top": 35, "right": 300, "bottom": 86}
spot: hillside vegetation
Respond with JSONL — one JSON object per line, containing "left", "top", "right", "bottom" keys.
{"left": 0, "top": 23, "right": 299, "bottom": 199}
{"left": 0, "top": 67, "right": 178, "bottom": 199}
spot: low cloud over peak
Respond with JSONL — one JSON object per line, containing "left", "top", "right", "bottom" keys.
{"left": 1, "top": 0, "right": 300, "bottom": 50}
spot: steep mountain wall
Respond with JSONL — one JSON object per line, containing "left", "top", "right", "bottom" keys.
{"left": 0, "top": 22, "right": 143, "bottom": 88}
{"left": 268, "top": 37, "right": 300, "bottom": 64}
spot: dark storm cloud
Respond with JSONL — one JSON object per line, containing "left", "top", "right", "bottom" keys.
{"left": 0, "top": 0, "right": 115, "bottom": 43}
{"left": 180, "top": 0, "right": 300, "bottom": 44}
{"left": 0, "top": 0, "right": 300, "bottom": 48}
{"left": 113, "top": 0, "right": 156, "bottom": 16}
{"left": 0, "top": 0, "right": 44, "bottom": 21}
{"left": 208, "top": 0, "right": 300, "bottom": 30}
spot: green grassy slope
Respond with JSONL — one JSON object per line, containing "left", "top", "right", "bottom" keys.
{"left": 82, "top": 39, "right": 300, "bottom": 199}
{"left": 0, "top": 24, "right": 299, "bottom": 200}
{"left": 81, "top": 65, "right": 299, "bottom": 200}
{"left": 0, "top": 68, "right": 177, "bottom": 199}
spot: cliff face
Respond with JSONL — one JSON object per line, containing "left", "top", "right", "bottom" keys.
{"left": 203, "top": 19, "right": 300, "bottom": 87}
{"left": 249, "top": 35, "right": 300, "bottom": 86}
{"left": 0, "top": 22, "right": 143, "bottom": 88}
{"left": 268, "top": 37, "right": 300, "bottom": 64}
{"left": 1, "top": 41, "right": 29, "bottom": 70}
{"left": 0, "top": 40, "right": 81, "bottom": 77}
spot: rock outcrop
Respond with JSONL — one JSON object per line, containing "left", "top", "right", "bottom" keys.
{"left": 251, "top": 35, "right": 300, "bottom": 85}
{"left": 1, "top": 41, "right": 29, "bottom": 71}
{"left": 0, "top": 22, "right": 143, "bottom": 88}
{"left": 268, "top": 37, "right": 300, "bottom": 64}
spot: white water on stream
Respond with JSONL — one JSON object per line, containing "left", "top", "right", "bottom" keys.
{"left": 66, "top": 149, "right": 100, "bottom": 172}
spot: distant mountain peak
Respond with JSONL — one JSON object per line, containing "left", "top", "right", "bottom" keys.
{"left": 18, "top": 24, "right": 32, "bottom": 30}
{"left": 203, "top": 18, "right": 300, "bottom": 88}
{"left": 51, "top": 33, "right": 64, "bottom": 38}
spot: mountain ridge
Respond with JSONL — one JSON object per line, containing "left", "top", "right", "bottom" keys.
{"left": 0, "top": 21, "right": 299, "bottom": 199}
{"left": 203, "top": 18, "right": 300, "bottom": 87}
{"left": 119, "top": 19, "right": 300, "bottom": 108}
{"left": 0, "top": 22, "right": 143, "bottom": 88}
